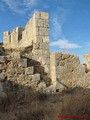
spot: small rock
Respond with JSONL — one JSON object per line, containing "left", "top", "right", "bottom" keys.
{"left": 38, "top": 82, "right": 46, "bottom": 89}
{"left": 0, "top": 56, "right": 7, "bottom": 63}
{"left": 32, "top": 74, "right": 40, "bottom": 81}
{"left": 44, "top": 85, "right": 56, "bottom": 94}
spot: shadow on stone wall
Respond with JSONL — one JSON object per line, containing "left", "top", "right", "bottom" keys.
{"left": 21, "top": 56, "right": 51, "bottom": 87}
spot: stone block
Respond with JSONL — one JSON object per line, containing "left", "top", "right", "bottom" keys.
{"left": 36, "top": 27, "right": 49, "bottom": 36}
{"left": 35, "top": 19, "right": 43, "bottom": 27}
{"left": 17, "top": 74, "right": 25, "bottom": 81}
{"left": 56, "top": 80, "right": 65, "bottom": 90}
{"left": 19, "top": 59, "right": 27, "bottom": 67}
{"left": 70, "top": 56, "right": 80, "bottom": 64}
{"left": 77, "top": 64, "right": 86, "bottom": 74}
{"left": 0, "top": 56, "right": 7, "bottom": 63}
{"left": 39, "top": 28, "right": 49, "bottom": 36}
{"left": 35, "top": 19, "right": 49, "bottom": 28}
{"left": 43, "top": 51, "right": 50, "bottom": 58}
{"left": 35, "top": 36, "right": 43, "bottom": 43}
{"left": 55, "top": 53, "right": 62, "bottom": 60}
{"left": 40, "top": 42, "right": 50, "bottom": 50}
{"left": 6, "top": 68, "right": 16, "bottom": 79}
{"left": 58, "top": 61, "right": 65, "bottom": 66}
{"left": 33, "top": 42, "right": 40, "bottom": 49}
{"left": 41, "top": 12, "right": 49, "bottom": 19}
{"left": 3, "top": 31, "right": 11, "bottom": 45}
{"left": 33, "top": 12, "right": 41, "bottom": 19}
{"left": 62, "top": 54, "right": 70, "bottom": 60}
{"left": 32, "top": 74, "right": 40, "bottom": 81}
{"left": 33, "top": 12, "right": 48, "bottom": 19}
{"left": 42, "top": 58, "right": 50, "bottom": 65}
{"left": 33, "top": 49, "right": 43, "bottom": 56}
{"left": 25, "top": 75, "right": 32, "bottom": 81}
{"left": 43, "top": 20, "right": 49, "bottom": 28}
{"left": 43, "top": 36, "right": 49, "bottom": 43}
{"left": 38, "top": 82, "right": 46, "bottom": 89}
{"left": 11, "top": 52, "right": 21, "bottom": 59}
{"left": 32, "top": 55, "right": 39, "bottom": 61}
{"left": 56, "top": 66, "right": 64, "bottom": 74}
{"left": 16, "top": 67, "right": 25, "bottom": 75}
{"left": 44, "top": 85, "right": 56, "bottom": 93}
{"left": 25, "top": 67, "right": 34, "bottom": 75}
{"left": 44, "top": 29, "right": 49, "bottom": 36}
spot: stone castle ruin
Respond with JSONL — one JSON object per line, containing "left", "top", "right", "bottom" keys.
{"left": 0, "top": 12, "right": 90, "bottom": 95}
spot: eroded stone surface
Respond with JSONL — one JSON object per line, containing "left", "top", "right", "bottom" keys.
{"left": 50, "top": 52, "right": 90, "bottom": 90}
{"left": 0, "top": 12, "right": 90, "bottom": 95}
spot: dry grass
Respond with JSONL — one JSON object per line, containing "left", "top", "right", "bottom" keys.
{"left": 0, "top": 87, "right": 90, "bottom": 120}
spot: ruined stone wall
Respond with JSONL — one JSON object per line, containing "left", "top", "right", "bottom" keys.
{"left": 0, "top": 46, "right": 47, "bottom": 96}
{"left": 3, "top": 27, "right": 24, "bottom": 49}
{"left": 19, "top": 17, "right": 34, "bottom": 47}
{"left": 3, "top": 12, "right": 50, "bottom": 74}
{"left": 11, "top": 27, "right": 24, "bottom": 48}
{"left": 50, "top": 52, "right": 90, "bottom": 90}
{"left": 84, "top": 54, "right": 90, "bottom": 70}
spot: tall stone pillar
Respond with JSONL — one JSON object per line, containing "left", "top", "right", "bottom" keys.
{"left": 32, "top": 12, "right": 50, "bottom": 74}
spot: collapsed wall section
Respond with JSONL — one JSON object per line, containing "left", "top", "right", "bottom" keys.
{"left": 50, "top": 52, "right": 90, "bottom": 90}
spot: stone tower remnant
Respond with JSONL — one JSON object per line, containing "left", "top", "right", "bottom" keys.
{"left": 3, "top": 12, "right": 50, "bottom": 74}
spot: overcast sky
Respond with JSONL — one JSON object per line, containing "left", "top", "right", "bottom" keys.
{"left": 0, "top": 0, "right": 90, "bottom": 63}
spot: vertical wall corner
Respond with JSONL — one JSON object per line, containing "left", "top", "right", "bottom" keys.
{"left": 3, "top": 31, "right": 11, "bottom": 49}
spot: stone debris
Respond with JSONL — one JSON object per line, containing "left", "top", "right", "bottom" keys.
{"left": 25, "top": 67, "right": 34, "bottom": 75}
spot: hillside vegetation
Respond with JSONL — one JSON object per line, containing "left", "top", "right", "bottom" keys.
{"left": 0, "top": 87, "right": 90, "bottom": 120}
